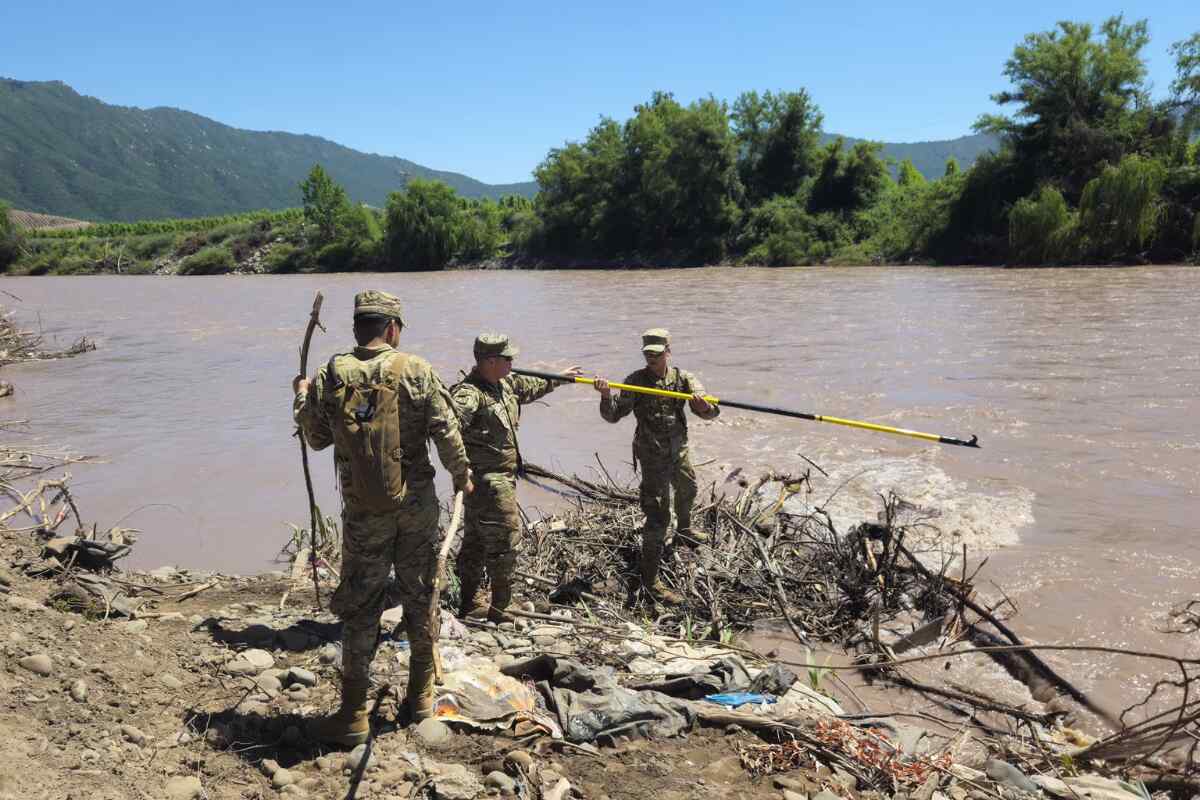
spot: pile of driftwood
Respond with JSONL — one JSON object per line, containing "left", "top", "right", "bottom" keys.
{"left": 0, "top": 303, "right": 95, "bottom": 374}
{"left": 511, "top": 462, "right": 1200, "bottom": 792}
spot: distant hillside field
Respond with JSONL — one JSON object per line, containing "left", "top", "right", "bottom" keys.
{"left": 7, "top": 208, "right": 92, "bottom": 231}
{"left": 0, "top": 79, "right": 539, "bottom": 222}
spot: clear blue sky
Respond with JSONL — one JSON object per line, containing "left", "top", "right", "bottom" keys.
{"left": 5, "top": 0, "right": 1195, "bottom": 184}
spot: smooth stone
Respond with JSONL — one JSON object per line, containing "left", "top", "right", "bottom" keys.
{"left": 261, "top": 758, "right": 281, "bottom": 776}
{"left": 288, "top": 667, "right": 317, "bottom": 687}
{"left": 241, "top": 648, "right": 275, "bottom": 670}
{"left": 224, "top": 659, "right": 256, "bottom": 676}
{"left": 164, "top": 775, "right": 203, "bottom": 800}
{"left": 413, "top": 717, "right": 452, "bottom": 748}
{"left": 69, "top": 679, "right": 89, "bottom": 702}
{"left": 121, "top": 620, "right": 149, "bottom": 633}
{"left": 19, "top": 654, "right": 53, "bottom": 676}
{"left": 159, "top": 673, "right": 185, "bottom": 690}
{"left": 255, "top": 674, "right": 283, "bottom": 693}
{"left": 318, "top": 644, "right": 340, "bottom": 664}
{"left": 346, "top": 743, "right": 377, "bottom": 771}
{"left": 485, "top": 771, "right": 516, "bottom": 794}
{"left": 984, "top": 759, "right": 1038, "bottom": 793}
{"left": 272, "top": 768, "right": 296, "bottom": 788}
{"left": 120, "top": 724, "right": 148, "bottom": 746}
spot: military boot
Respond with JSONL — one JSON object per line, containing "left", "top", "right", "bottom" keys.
{"left": 457, "top": 577, "right": 489, "bottom": 620}
{"left": 486, "top": 573, "right": 515, "bottom": 624}
{"left": 306, "top": 682, "right": 370, "bottom": 747}
{"left": 640, "top": 550, "right": 682, "bottom": 606}
{"left": 406, "top": 657, "right": 437, "bottom": 723}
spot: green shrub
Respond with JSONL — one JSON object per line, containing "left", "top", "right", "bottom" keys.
{"left": 0, "top": 201, "right": 22, "bottom": 270}
{"left": 204, "top": 222, "right": 247, "bottom": 246}
{"left": 179, "top": 246, "right": 234, "bottom": 275}
{"left": 1079, "top": 154, "right": 1166, "bottom": 259}
{"left": 176, "top": 233, "right": 206, "bottom": 257}
{"left": 264, "top": 243, "right": 302, "bottom": 273}
{"left": 1008, "top": 186, "right": 1078, "bottom": 264}
{"left": 128, "top": 233, "right": 177, "bottom": 260}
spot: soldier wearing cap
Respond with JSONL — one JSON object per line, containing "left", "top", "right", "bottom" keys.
{"left": 292, "top": 290, "right": 473, "bottom": 744}
{"left": 451, "top": 334, "right": 582, "bottom": 622}
{"left": 593, "top": 329, "right": 718, "bottom": 605}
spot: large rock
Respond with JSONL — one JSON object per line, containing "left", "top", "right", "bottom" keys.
{"left": 241, "top": 648, "right": 275, "bottom": 670}
{"left": 18, "top": 654, "right": 53, "bottom": 676}
{"left": 413, "top": 718, "right": 452, "bottom": 748}
{"left": 428, "top": 763, "right": 483, "bottom": 800}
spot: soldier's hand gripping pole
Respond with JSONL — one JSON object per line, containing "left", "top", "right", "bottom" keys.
{"left": 298, "top": 292, "right": 325, "bottom": 609}
{"left": 431, "top": 490, "right": 466, "bottom": 685}
{"left": 512, "top": 367, "right": 980, "bottom": 449}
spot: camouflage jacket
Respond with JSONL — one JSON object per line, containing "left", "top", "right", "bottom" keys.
{"left": 599, "top": 366, "right": 719, "bottom": 453}
{"left": 294, "top": 344, "right": 470, "bottom": 506}
{"left": 451, "top": 368, "right": 555, "bottom": 474}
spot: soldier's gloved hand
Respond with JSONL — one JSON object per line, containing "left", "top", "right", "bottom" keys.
{"left": 689, "top": 392, "right": 712, "bottom": 414}
{"left": 593, "top": 377, "right": 611, "bottom": 399}
{"left": 292, "top": 376, "right": 309, "bottom": 395}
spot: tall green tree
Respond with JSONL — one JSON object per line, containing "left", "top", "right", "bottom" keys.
{"left": 1170, "top": 33, "right": 1200, "bottom": 134}
{"left": 943, "top": 158, "right": 960, "bottom": 177}
{"left": 809, "top": 138, "right": 889, "bottom": 216}
{"left": 299, "top": 164, "right": 351, "bottom": 244}
{"left": 974, "top": 16, "right": 1164, "bottom": 199}
{"left": 732, "top": 89, "right": 823, "bottom": 202}
{"left": 383, "top": 179, "right": 461, "bottom": 270}
{"left": 897, "top": 159, "right": 926, "bottom": 188}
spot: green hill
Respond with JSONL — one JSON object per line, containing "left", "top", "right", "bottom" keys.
{"left": 819, "top": 132, "right": 999, "bottom": 180}
{"left": 0, "top": 79, "right": 538, "bottom": 222}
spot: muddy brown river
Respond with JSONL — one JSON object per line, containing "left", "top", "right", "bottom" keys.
{"left": 2, "top": 267, "right": 1197, "bottom": 712}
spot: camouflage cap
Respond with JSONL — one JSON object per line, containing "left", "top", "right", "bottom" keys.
{"left": 641, "top": 328, "right": 670, "bottom": 354}
{"left": 353, "top": 290, "right": 404, "bottom": 324}
{"left": 474, "top": 332, "right": 518, "bottom": 359}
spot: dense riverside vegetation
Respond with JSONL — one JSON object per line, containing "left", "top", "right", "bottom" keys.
{"left": 2, "top": 17, "right": 1198, "bottom": 274}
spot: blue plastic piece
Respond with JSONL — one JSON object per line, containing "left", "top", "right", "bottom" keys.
{"left": 704, "top": 692, "right": 777, "bottom": 707}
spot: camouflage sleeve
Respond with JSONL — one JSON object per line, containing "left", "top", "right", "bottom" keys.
{"left": 510, "top": 374, "right": 555, "bottom": 405}
{"left": 425, "top": 370, "right": 472, "bottom": 488}
{"left": 683, "top": 370, "right": 720, "bottom": 420}
{"left": 450, "top": 382, "right": 481, "bottom": 427}
{"left": 294, "top": 362, "right": 334, "bottom": 450}
{"left": 599, "top": 371, "right": 638, "bottom": 423}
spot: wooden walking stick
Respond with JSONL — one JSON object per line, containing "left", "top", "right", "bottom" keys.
{"left": 430, "top": 490, "right": 466, "bottom": 684}
{"left": 297, "top": 291, "right": 325, "bottom": 609}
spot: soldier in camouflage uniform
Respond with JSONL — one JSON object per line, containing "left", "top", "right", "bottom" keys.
{"left": 594, "top": 329, "right": 719, "bottom": 605}
{"left": 293, "top": 290, "right": 473, "bottom": 745}
{"left": 452, "top": 333, "right": 581, "bottom": 622}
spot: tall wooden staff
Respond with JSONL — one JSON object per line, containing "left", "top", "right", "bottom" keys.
{"left": 298, "top": 292, "right": 325, "bottom": 608}
{"left": 430, "top": 490, "right": 465, "bottom": 684}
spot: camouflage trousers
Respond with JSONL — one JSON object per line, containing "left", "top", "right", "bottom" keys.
{"left": 636, "top": 439, "right": 697, "bottom": 572}
{"left": 330, "top": 482, "right": 440, "bottom": 688}
{"left": 455, "top": 471, "right": 520, "bottom": 616}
